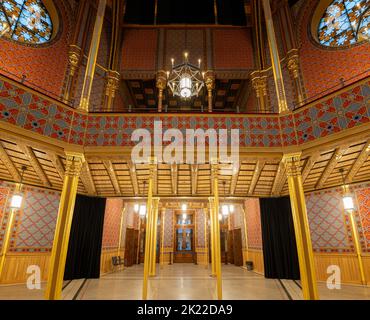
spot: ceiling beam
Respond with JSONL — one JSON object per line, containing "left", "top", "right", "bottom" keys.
{"left": 127, "top": 161, "right": 139, "bottom": 195}
{"left": 80, "top": 162, "right": 97, "bottom": 195}
{"left": 47, "top": 152, "right": 65, "bottom": 181}
{"left": 103, "top": 160, "right": 121, "bottom": 195}
{"left": 0, "top": 142, "right": 21, "bottom": 182}
{"left": 271, "top": 161, "right": 286, "bottom": 196}
{"left": 19, "top": 143, "right": 51, "bottom": 187}
{"left": 230, "top": 165, "right": 240, "bottom": 195}
{"left": 171, "top": 164, "right": 178, "bottom": 195}
{"left": 316, "top": 145, "right": 349, "bottom": 189}
{"left": 346, "top": 140, "right": 370, "bottom": 183}
{"left": 301, "top": 152, "right": 320, "bottom": 184}
{"left": 191, "top": 164, "right": 198, "bottom": 195}
{"left": 248, "top": 160, "right": 265, "bottom": 195}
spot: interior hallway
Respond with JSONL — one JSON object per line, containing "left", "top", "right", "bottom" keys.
{"left": 0, "top": 264, "right": 369, "bottom": 300}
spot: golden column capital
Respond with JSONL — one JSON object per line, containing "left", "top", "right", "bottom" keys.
{"left": 156, "top": 70, "right": 167, "bottom": 112}
{"left": 105, "top": 70, "right": 121, "bottom": 98}
{"left": 64, "top": 152, "right": 85, "bottom": 177}
{"left": 287, "top": 50, "right": 300, "bottom": 80}
{"left": 156, "top": 70, "right": 167, "bottom": 90}
{"left": 68, "top": 45, "right": 82, "bottom": 77}
{"left": 283, "top": 152, "right": 302, "bottom": 177}
{"left": 205, "top": 71, "right": 215, "bottom": 113}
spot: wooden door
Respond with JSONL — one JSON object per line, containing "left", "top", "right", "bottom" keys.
{"left": 227, "top": 230, "right": 234, "bottom": 264}
{"left": 233, "top": 229, "right": 243, "bottom": 266}
{"left": 124, "top": 228, "right": 135, "bottom": 267}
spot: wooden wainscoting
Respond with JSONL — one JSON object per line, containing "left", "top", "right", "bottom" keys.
{"left": 100, "top": 249, "right": 124, "bottom": 275}
{"left": 0, "top": 253, "right": 50, "bottom": 284}
{"left": 243, "top": 249, "right": 264, "bottom": 275}
{"left": 313, "top": 253, "right": 366, "bottom": 285}
{"left": 160, "top": 248, "right": 173, "bottom": 265}
{"left": 363, "top": 254, "right": 370, "bottom": 286}
{"left": 195, "top": 248, "right": 208, "bottom": 266}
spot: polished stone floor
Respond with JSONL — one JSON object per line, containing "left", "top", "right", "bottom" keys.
{"left": 0, "top": 264, "right": 369, "bottom": 300}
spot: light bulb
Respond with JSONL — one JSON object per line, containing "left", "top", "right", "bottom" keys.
{"left": 182, "top": 204, "right": 187, "bottom": 211}
{"left": 10, "top": 193, "right": 23, "bottom": 209}
{"left": 134, "top": 204, "right": 139, "bottom": 213}
{"left": 229, "top": 204, "right": 235, "bottom": 213}
{"left": 139, "top": 205, "right": 146, "bottom": 217}
{"left": 222, "top": 204, "right": 229, "bottom": 216}
{"left": 182, "top": 213, "right": 187, "bottom": 220}
{"left": 343, "top": 195, "right": 355, "bottom": 211}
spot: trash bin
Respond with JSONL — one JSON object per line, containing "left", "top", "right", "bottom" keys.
{"left": 246, "top": 261, "right": 254, "bottom": 271}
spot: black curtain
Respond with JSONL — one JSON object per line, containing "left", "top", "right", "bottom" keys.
{"left": 259, "top": 197, "right": 300, "bottom": 280}
{"left": 64, "top": 195, "right": 106, "bottom": 280}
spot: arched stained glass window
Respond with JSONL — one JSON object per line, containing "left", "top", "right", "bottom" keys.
{"left": 318, "top": 0, "right": 370, "bottom": 47}
{"left": 0, "top": 0, "right": 53, "bottom": 44}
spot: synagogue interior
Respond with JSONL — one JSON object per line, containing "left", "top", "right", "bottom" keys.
{"left": 0, "top": 0, "right": 369, "bottom": 301}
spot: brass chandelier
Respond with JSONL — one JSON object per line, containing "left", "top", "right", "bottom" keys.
{"left": 166, "top": 52, "right": 205, "bottom": 99}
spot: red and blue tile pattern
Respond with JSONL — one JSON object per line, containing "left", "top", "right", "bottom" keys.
{"left": 0, "top": 78, "right": 369, "bottom": 148}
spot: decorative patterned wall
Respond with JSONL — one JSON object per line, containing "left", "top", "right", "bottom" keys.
{"left": 163, "top": 209, "right": 174, "bottom": 248}
{"left": 0, "top": 76, "right": 369, "bottom": 149}
{"left": 102, "top": 198, "right": 123, "bottom": 250}
{"left": 245, "top": 198, "right": 262, "bottom": 250}
{"left": 196, "top": 209, "right": 205, "bottom": 248}
{"left": 0, "top": 180, "right": 60, "bottom": 253}
{"left": 355, "top": 187, "right": 370, "bottom": 252}
{"left": 305, "top": 183, "right": 370, "bottom": 253}
{"left": 305, "top": 191, "right": 353, "bottom": 253}
{"left": 298, "top": 0, "right": 370, "bottom": 100}
{"left": 0, "top": 0, "right": 73, "bottom": 97}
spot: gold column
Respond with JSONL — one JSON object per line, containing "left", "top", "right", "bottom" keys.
{"left": 211, "top": 163, "right": 222, "bottom": 300}
{"left": 63, "top": 45, "right": 82, "bottom": 104}
{"left": 156, "top": 71, "right": 167, "bottom": 113}
{"left": 241, "top": 205, "right": 250, "bottom": 262}
{"left": 287, "top": 49, "right": 305, "bottom": 106}
{"left": 205, "top": 71, "right": 215, "bottom": 113}
{"left": 150, "top": 197, "right": 160, "bottom": 276}
{"left": 117, "top": 205, "right": 126, "bottom": 257}
{"left": 103, "top": 70, "right": 121, "bottom": 111}
{"left": 283, "top": 153, "right": 319, "bottom": 300}
{"left": 78, "top": 0, "right": 107, "bottom": 112}
{"left": 343, "top": 187, "right": 367, "bottom": 285}
{"left": 136, "top": 215, "right": 142, "bottom": 265}
{"left": 0, "top": 184, "right": 21, "bottom": 281}
{"left": 261, "top": 0, "right": 289, "bottom": 114}
{"left": 204, "top": 207, "right": 209, "bottom": 268}
{"left": 160, "top": 208, "right": 166, "bottom": 267}
{"left": 45, "top": 152, "right": 85, "bottom": 300}
{"left": 208, "top": 199, "right": 216, "bottom": 277}
{"left": 251, "top": 70, "right": 268, "bottom": 113}
{"left": 142, "top": 161, "right": 155, "bottom": 300}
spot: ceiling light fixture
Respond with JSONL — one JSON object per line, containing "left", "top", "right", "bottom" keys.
{"left": 167, "top": 52, "right": 205, "bottom": 99}
{"left": 10, "top": 166, "right": 27, "bottom": 210}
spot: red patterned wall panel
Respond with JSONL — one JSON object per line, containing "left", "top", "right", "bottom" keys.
{"left": 0, "top": 180, "right": 60, "bottom": 253}
{"left": 245, "top": 198, "right": 262, "bottom": 250}
{"left": 196, "top": 209, "right": 205, "bottom": 248}
{"left": 121, "top": 29, "right": 158, "bottom": 71}
{"left": 356, "top": 188, "right": 370, "bottom": 252}
{"left": 298, "top": 0, "right": 370, "bottom": 100}
{"left": 213, "top": 29, "right": 254, "bottom": 70}
{"left": 164, "top": 209, "right": 174, "bottom": 248}
{"left": 305, "top": 190, "right": 353, "bottom": 253}
{"left": 102, "top": 198, "right": 123, "bottom": 250}
{"left": 0, "top": 0, "right": 72, "bottom": 97}
{"left": 0, "top": 186, "right": 10, "bottom": 250}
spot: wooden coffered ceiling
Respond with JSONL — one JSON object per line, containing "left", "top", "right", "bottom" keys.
{"left": 116, "top": 79, "right": 250, "bottom": 113}
{"left": 0, "top": 136, "right": 369, "bottom": 199}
